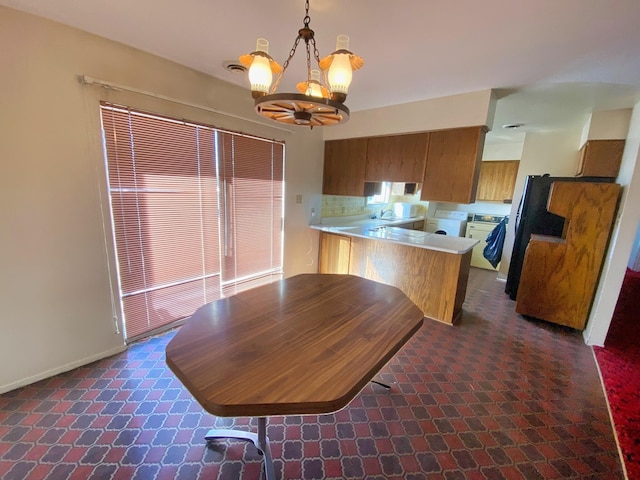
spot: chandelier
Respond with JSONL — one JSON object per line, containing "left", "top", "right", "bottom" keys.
{"left": 239, "top": 0, "right": 363, "bottom": 128}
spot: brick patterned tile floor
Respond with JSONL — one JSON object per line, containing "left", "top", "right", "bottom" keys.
{"left": 0, "top": 268, "right": 624, "bottom": 479}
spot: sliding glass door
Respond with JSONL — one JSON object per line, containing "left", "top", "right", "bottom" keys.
{"left": 101, "top": 103, "right": 284, "bottom": 340}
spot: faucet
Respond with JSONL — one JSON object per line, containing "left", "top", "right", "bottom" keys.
{"left": 380, "top": 208, "right": 391, "bottom": 218}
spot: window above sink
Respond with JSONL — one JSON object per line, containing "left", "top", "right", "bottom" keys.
{"left": 366, "top": 181, "right": 391, "bottom": 205}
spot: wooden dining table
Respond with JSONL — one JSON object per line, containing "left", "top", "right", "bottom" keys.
{"left": 165, "top": 273, "right": 424, "bottom": 479}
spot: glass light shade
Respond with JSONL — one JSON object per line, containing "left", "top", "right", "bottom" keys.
{"left": 248, "top": 38, "right": 273, "bottom": 95}
{"left": 327, "top": 35, "right": 353, "bottom": 94}
{"left": 306, "top": 70, "right": 324, "bottom": 97}
{"left": 248, "top": 55, "right": 273, "bottom": 95}
{"left": 327, "top": 53, "right": 352, "bottom": 94}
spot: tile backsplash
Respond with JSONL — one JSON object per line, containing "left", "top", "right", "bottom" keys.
{"left": 321, "top": 194, "right": 429, "bottom": 218}
{"left": 321, "top": 195, "right": 373, "bottom": 217}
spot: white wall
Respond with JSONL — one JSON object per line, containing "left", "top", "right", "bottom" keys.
{"left": 580, "top": 108, "right": 633, "bottom": 144}
{"left": 482, "top": 141, "right": 524, "bottom": 161}
{"left": 0, "top": 6, "right": 323, "bottom": 393}
{"left": 584, "top": 101, "right": 640, "bottom": 345}
{"left": 323, "top": 90, "right": 496, "bottom": 140}
{"left": 630, "top": 222, "right": 640, "bottom": 271}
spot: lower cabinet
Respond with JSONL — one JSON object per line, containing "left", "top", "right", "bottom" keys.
{"left": 319, "top": 233, "right": 351, "bottom": 274}
{"left": 318, "top": 232, "right": 472, "bottom": 324}
{"left": 395, "top": 220, "right": 425, "bottom": 231}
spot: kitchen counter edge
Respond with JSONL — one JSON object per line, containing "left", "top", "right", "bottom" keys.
{"left": 310, "top": 224, "right": 478, "bottom": 255}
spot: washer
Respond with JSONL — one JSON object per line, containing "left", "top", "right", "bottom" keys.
{"left": 425, "top": 210, "right": 468, "bottom": 236}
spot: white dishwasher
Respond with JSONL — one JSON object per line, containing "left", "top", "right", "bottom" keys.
{"left": 465, "top": 214, "right": 506, "bottom": 270}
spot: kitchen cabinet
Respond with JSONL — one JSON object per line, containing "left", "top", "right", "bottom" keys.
{"left": 576, "top": 139, "right": 625, "bottom": 178}
{"left": 475, "top": 160, "right": 520, "bottom": 202}
{"left": 394, "top": 219, "right": 425, "bottom": 231}
{"left": 516, "top": 181, "right": 621, "bottom": 330}
{"left": 365, "top": 132, "right": 429, "bottom": 182}
{"left": 421, "top": 126, "right": 488, "bottom": 203}
{"left": 322, "top": 138, "right": 370, "bottom": 196}
{"left": 318, "top": 231, "right": 473, "bottom": 324}
{"left": 318, "top": 232, "right": 351, "bottom": 274}
{"left": 323, "top": 126, "right": 488, "bottom": 199}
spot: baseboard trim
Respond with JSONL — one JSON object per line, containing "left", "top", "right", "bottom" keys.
{"left": 0, "top": 344, "right": 128, "bottom": 395}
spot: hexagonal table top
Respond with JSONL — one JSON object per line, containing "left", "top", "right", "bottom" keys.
{"left": 166, "top": 274, "right": 424, "bottom": 418}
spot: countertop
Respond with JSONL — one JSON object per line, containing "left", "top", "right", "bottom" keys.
{"left": 311, "top": 216, "right": 478, "bottom": 254}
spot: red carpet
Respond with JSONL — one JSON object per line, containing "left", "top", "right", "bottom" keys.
{"left": 594, "top": 268, "right": 640, "bottom": 480}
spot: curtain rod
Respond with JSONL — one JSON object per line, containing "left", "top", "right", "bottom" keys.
{"left": 78, "top": 75, "right": 294, "bottom": 133}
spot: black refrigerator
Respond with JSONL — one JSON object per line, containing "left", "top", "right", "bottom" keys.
{"left": 504, "top": 174, "right": 614, "bottom": 300}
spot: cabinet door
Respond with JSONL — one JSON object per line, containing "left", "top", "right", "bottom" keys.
{"left": 475, "top": 160, "right": 520, "bottom": 202}
{"left": 322, "top": 138, "right": 368, "bottom": 196}
{"left": 421, "top": 126, "right": 487, "bottom": 203}
{"left": 393, "top": 220, "right": 425, "bottom": 231}
{"left": 576, "top": 139, "right": 625, "bottom": 178}
{"left": 365, "top": 133, "right": 429, "bottom": 182}
{"left": 319, "top": 233, "right": 351, "bottom": 274}
{"left": 394, "top": 221, "right": 413, "bottom": 230}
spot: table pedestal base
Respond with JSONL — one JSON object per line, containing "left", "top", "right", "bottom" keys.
{"left": 205, "top": 417, "right": 275, "bottom": 480}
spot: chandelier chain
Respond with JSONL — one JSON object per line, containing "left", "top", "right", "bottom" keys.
{"left": 304, "top": 0, "right": 314, "bottom": 83}
{"left": 311, "top": 37, "right": 328, "bottom": 91}
{"left": 306, "top": 38, "right": 312, "bottom": 82}
{"left": 272, "top": 34, "right": 302, "bottom": 94}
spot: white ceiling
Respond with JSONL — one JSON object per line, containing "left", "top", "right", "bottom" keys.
{"left": 3, "top": 0, "right": 640, "bottom": 143}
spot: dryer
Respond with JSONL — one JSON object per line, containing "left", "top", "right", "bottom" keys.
{"left": 465, "top": 214, "right": 506, "bottom": 270}
{"left": 425, "top": 210, "right": 468, "bottom": 236}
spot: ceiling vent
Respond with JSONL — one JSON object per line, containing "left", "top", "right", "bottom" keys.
{"left": 502, "top": 123, "right": 525, "bottom": 130}
{"left": 223, "top": 61, "right": 247, "bottom": 73}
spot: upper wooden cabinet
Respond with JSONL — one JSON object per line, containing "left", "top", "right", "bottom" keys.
{"left": 576, "top": 139, "right": 625, "bottom": 178}
{"left": 421, "top": 126, "right": 488, "bottom": 203}
{"left": 365, "top": 132, "right": 429, "bottom": 183}
{"left": 475, "top": 160, "right": 520, "bottom": 202}
{"left": 322, "top": 126, "right": 488, "bottom": 199}
{"left": 322, "top": 137, "right": 369, "bottom": 196}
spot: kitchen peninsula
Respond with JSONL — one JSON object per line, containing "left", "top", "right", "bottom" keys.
{"left": 312, "top": 219, "right": 478, "bottom": 324}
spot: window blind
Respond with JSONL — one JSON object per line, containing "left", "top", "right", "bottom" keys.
{"left": 219, "top": 132, "right": 284, "bottom": 296}
{"left": 100, "top": 103, "right": 283, "bottom": 340}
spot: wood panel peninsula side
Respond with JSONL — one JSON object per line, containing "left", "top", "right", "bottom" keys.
{"left": 314, "top": 225, "right": 478, "bottom": 325}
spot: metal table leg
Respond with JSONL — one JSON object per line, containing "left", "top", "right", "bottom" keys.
{"left": 205, "top": 417, "right": 275, "bottom": 480}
